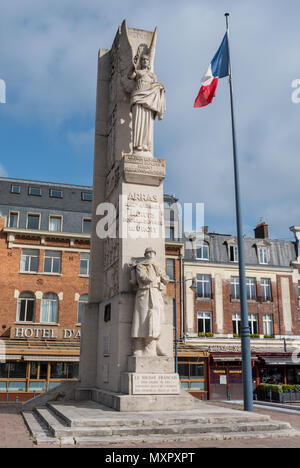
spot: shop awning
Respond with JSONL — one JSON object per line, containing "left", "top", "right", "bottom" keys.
{"left": 23, "top": 356, "right": 80, "bottom": 362}
{"left": 260, "top": 357, "right": 296, "bottom": 366}
{"left": 212, "top": 356, "right": 258, "bottom": 362}
{"left": 213, "top": 356, "right": 241, "bottom": 362}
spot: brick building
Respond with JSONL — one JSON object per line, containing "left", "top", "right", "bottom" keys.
{"left": 0, "top": 177, "right": 182, "bottom": 401}
{"left": 180, "top": 223, "right": 300, "bottom": 400}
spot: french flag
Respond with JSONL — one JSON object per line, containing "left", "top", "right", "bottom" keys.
{"left": 194, "top": 33, "right": 229, "bottom": 108}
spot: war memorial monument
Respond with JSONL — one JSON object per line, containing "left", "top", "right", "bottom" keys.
{"left": 76, "top": 19, "right": 196, "bottom": 411}
{"left": 22, "top": 21, "right": 298, "bottom": 444}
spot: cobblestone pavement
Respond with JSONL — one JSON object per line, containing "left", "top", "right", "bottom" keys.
{"left": 0, "top": 403, "right": 299, "bottom": 449}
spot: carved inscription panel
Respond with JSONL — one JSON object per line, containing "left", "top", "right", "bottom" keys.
{"left": 132, "top": 374, "right": 180, "bottom": 395}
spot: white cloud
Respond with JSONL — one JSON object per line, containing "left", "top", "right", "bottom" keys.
{"left": 0, "top": 163, "right": 8, "bottom": 177}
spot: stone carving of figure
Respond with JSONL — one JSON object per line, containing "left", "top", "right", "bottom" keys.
{"left": 130, "top": 247, "right": 169, "bottom": 356}
{"left": 128, "top": 55, "right": 166, "bottom": 157}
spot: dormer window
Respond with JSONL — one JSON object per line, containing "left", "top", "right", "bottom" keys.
{"left": 226, "top": 238, "right": 239, "bottom": 262}
{"left": 28, "top": 186, "right": 41, "bottom": 196}
{"left": 229, "top": 245, "right": 239, "bottom": 262}
{"left": 196, "top": 241, "right": 209, "bottom": 260}
{"left": 258, "top": 246, "right": 269, "bottom": 265}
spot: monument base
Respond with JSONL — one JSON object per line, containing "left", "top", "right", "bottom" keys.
{"left": 74, "top": 386, "right": 198, "bottom": 412}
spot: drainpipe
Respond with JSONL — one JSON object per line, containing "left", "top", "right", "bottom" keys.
{"left": 179, "top": 253, "right": 184, "bottom": 340}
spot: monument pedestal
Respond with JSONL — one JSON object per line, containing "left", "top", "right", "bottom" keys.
{"left": 74, "top": 387, "right": 198, "bottom": 413}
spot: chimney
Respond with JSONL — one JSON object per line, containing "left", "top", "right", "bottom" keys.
{"left": 254, "top": 222, "right": 269, "bottom": 239}
{"left": 202, "top": 226, "right": 208, "bottom": 234}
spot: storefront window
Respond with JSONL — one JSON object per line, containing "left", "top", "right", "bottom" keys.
{"left": 50, "top": 363, "right": 67, "bottom": 379}
{"left": 190, "top": 364, "right": 204, "bottom": 379}
{"left": 0, "top": 363, "right": 9, "bottom": 378}
{"left": 178, "top": 359, "right": 206, "bottom": 393}
{"left": 180, "top": 381, "right": 189, "bottom": 390}
{"left": 29, "top": 382, "right": 47, "bottom": 392}
{"left": 190, "top": 382, "right": 205, "bottom": 390}
{"left": 8, "top": 381, "right": 26, "bottom": 391}
{"left": 9, "top": 362, "right": 27, "bottom": 379}
{"left": 49, "top": 382, "right": 61, "bottom": 390}
{"left": 260, "top": 367, "right": 284, "bottom": 384}
{"left": 287, "top": 367, "right": 300, "bottom": 385}
{"left": 30, "top": 363, "right": 38, "bottom": 379}
{"left": 178, "top": 363, "right": 189, "bottom": 379}
{"left": 40, "top": 363, "right": 48, "bottom": 379}
{"left": 67, "top": 363, "right": 79, "bottom": 379}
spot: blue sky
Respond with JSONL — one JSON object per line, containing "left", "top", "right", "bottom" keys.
{"left": 1, "top": 0, "right": 300, "bottom": 240}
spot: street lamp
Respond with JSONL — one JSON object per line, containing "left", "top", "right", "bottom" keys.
{"left": 170, "top": 277, "right": 197, "bottom": 373}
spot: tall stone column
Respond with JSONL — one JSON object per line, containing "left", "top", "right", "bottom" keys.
{"left": 77, "top": 21, "right": 195, "bottom": 411}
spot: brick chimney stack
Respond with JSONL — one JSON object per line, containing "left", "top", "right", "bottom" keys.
{"left": 254, "top": 222, "right": 269, "bottom": 239}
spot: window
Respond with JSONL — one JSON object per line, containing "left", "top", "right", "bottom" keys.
{"left": 258, "top": 247, "right": 269, "bottom": 265}
{"left": 49, "top": 216, "right": 62, "bottom": 232}
{"left": 248, "top": 314, "right": 258, "bottom": 334}
{"left": 196, "top": 274, "right": 211, "bottom": 299}
{"left": 17, "top": 292, "right": 35, "bottom": 322}
{"left": 81, "top": 192, "right": 92, "bottom": 201}
{"left": 260, "top": 367, "right": 283, "bottom": 384}
{"left": 263, "top": 314, "right": 274, "bottom": 336}
{"left": 229, "top": 245, "right": 239, "bottom": 262}
{"left": 50, "top": 362, "right": 67, "bottom": 379}
{"left": 80, "top": 253, "right": 90, "bottom": 276}
{"left": 40, "top": 293, "right": 58, "bottom": 323}
{"left": 196, "top": 242, "right": 209, "bottom": 260}
{"left": 78, "top": 294, "right": 88, "bottom": 323}
{"left": 298, "top": 281, "right": 300, "bottom": 298}
{"left": 231, "top": 277, "right": 240, "bottom": 300}
{"left": 50, "top": 189, "right": 63, "bottom": 198}
{"left": 166, "top": 258, "right": 175, "bottom": 280}
{"left": 39, "top": 363, "right": 48, "bottom": 379}
{"left": 246, "top": 277, "right": 257, "bottom": 300}
{"left": 8, "top": 212, "right": 19, "bottom": 228}
{"left": 261, "top": 278, "right": 272, "bottom": 302}
{"left": 173, "top": 298, "right": 176, "bottom": 327}
{"left": 11, "top": 184, "right": 20, "bottom": 194}
{"left": 67, "top": 363, "right": 79, "bottom": 379}
{"left": 178, "top": 359, "right": 205, "bottom": 392}
{"left": 20, "top": 249, "right": 39, "bottom": 273}
{"left": 197, "top": 312, "right": 212, "bottom": 334}
{"left": 28, "top": 187, "right": 41, "bottom": 196}
{"left": 44, "top": 251, "right": 61, "bottom": 274}
{"left": 232, "top": 313, "right": 241, "bottom": 335}
{"left": 165, "top": 226, "right": 175, "bottom": 241}
{"left": 82, "top": 218, "right": 91, "bottom": 234}
{"left": 27, "top": 214, "right": 40, "bottom": 230}
{"left": 0, "top": 363, "right": 9, "bottom": 378}
{"left": 9, "top": 362, "right": 27, "bottom": 378}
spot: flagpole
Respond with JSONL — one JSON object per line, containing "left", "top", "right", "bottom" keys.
{"left": 225, "top": 12, "right": 253, "bottom": 411}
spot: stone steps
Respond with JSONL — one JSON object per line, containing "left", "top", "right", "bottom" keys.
{"left": 22, "top": 400, "right": 300, "bottom": 446}
{"left": 46, "top": 401, "right": 270, "bottom": 428}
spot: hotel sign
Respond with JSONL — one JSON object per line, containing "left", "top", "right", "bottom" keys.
{"left": 10, "top": 326, "right": 81, "bottom": 340}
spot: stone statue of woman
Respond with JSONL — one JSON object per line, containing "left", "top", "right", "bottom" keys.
{"left": 119, "top": 21, "right": 166, "bottom": 157}
{"left": 128, "top": 54, "right": 166, "bottom": 157}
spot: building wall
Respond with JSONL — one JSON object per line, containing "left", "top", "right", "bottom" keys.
{"left": 184, "top": 262, "right": 300, "bottom": 338}
{"left": 0, "top": 216, "right": 89, "bottom": 338}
